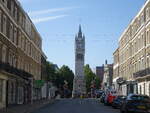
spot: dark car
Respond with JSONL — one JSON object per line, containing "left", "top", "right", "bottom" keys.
{"left": 96, "top": 90, "right": 104, "bottom": 98}
{"left": 120, "top": 94, "right": 150, "bottom": 113}
{"left": 112, "top": 95, "right": 126, "bottom": 109}
{"left": 100, "top": 93, "right": 105, "bottom": 103}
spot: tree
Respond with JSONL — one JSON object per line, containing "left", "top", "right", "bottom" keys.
{"left": 45, "top": 62, "right": 74, "bottom": 97}
{"left": 58, "top": 65, "right": 74, "bottom": 91}
{"left": 45, "top": 61, "right": 57, "bottom": 83}
{"left": 84, "top": 64, "right": 95, "bottom": 92}
{"left": 84, "top": 64, "right": 101, "bottom": 92}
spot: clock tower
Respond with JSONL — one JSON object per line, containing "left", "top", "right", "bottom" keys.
{"left": 72, "top": 25, "right": 86, "bottom": 97}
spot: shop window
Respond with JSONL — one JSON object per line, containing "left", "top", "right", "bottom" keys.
{"left": 140, "top": 85, "right": 142, "bottom": 94}
{"left": 144, "top": 83, "right": 146, "bottom": 95}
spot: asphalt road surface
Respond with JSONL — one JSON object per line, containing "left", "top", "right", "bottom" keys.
{"left": 32, "top": 98, "right": 119, "bottom": 113}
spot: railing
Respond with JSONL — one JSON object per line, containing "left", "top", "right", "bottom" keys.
{"left": 0, "top": 62, "right": 33, "bottom": 80}
{"left": 133, "top": 68, "right": 150, "bottom": 78}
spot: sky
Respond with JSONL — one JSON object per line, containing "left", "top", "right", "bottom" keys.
{"left": 18, "top": 0, "right": 146, "bottom": 71}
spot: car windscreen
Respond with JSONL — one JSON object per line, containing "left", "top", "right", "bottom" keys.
{"left": 131, "top": 95, "right": 150, "bottom": 101}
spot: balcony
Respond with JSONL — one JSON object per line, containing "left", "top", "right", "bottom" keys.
{"left": 133, "top": 68, "right": 150, "bottom": 78}
{"left": 0, "top": 62, "right": 33, "bottom": 80}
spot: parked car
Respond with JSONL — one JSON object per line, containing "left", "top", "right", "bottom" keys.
{"left": 104, "top": 91, "right": 117, "bottom": 105}
{"left": 120, "top": 94, "right": 150, "bottom": 113}
{"left": 112, "top": 95, "right": 126, "bottom": 109}
{"left": 95, "top": 90, "right": 104, "bottom": 98}
{"left": 100, "top": 93, "right": 105, "bottom": 103}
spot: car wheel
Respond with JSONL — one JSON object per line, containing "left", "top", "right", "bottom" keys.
{"left": 120, "top": 109, "right": 124, "bottom": 113}
{"left": 104, "top": 101, "right": 108, "bottom": 106}
{"left": 112, "top": 106, "right": 116, "bottom": 109}
{"left": 124, "top": 109, "right": 129, "bottom": 113}
{"left": 120, "top": 107, "right": 124, "bottom": 113}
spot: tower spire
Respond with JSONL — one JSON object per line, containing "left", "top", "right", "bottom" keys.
{"left": 79, "top": 24, "right": 82, "bottom": 33}
{"left": 78, "top": 24, "right": 82, "bottom": 37}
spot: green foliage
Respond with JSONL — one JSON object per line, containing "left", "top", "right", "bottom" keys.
{"left": 84, "top": 64, "right": 101, "bottom": 92}
{"left": 46, "top": 61, "right": 57, "bottom": 83}
{"left": 45, "top": 61, "right": 74, "bottom": 91}
{"left": 58, "top": 65, "right": 74, "bottom": 90}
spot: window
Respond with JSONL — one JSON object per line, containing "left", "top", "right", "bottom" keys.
{"left": 13, "top": 56, "right": 16, "bottom": 68}
{"left": 11, "top": 0, "right": 14, "bottom": 15}
{"left": 25, "top": 40, "right": 28, "bottom": 53}
{"left": 141, "top": 34, "right": 145, "bottom": 47}
{"left": 147, "top": 56, "right": 150, "bottom": 68}
{"left": 19, "top": 12, "right": 22, "bottom": 25}
{"left": 22, "top": 17, "right": 25, "bottom": 29}
{"left": 144, "top": 83, "right": 146, "bottom": 95}
{"left": 146, "top": 8, "right": 149, "bottom": 21}
{"left": 131, "top": 95, "right": 149, "bottom": 101}
{"left": 140, "top": 85, "right": 142, "bottom": 94}
{"left": 147, "top": 30, "right": 149, "bottom": 44}
{"left": 141, "top": 58, "right": 145, "bottom": 70}
{"left": 24, "top": 38, "right": 26, "bottom": 52}
{"left": 14, "top": 6, "right": 17, "bottom": 20}
{"left": 2, "top": 45, "right": 7, "bottom": 62}
{"left": 22, "top": 36, "right": 24, "bottom": 50}
{"left": 7, "top": 0, "right": 11, "bottom": 10}
{"left": 141, "top": 13, "right": 144, "bottom": 25}
{"left": 8, "top": 52, "right": 13, "bottom": 66}
{"left": 9, "top": 23, "right": 13, "bottom": 41}
{"left": 2, "top": 0, "right": 7, "bottom": 7}
{"left": 13, "top": 27, "right": 17, "bottom": 45}
{"left": 0, "top": 79, "right": 3, "bottom": 102}
{"left": 17, "top": 57, "right": 20, "bottom": 69}
{"left": 2, "top": 14, "right": 7, "bottom": 36}
{"left": 18, "top": 31, "right": 21, "bottom": 47}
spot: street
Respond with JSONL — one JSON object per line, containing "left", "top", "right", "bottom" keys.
{"left": 32, "top": 99, "right": 119, "bottom": 113}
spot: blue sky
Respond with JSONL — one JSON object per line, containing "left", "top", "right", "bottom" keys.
{"left": 19, "top": 0, "right": 146, "bottom": 71}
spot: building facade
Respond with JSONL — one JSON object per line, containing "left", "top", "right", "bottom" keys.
{"left": 95, "top": 66, "right": 104, "bottom": 83}
{"left": 0, "top": 0, "right": 44, "bottom": 108}
{"left": 72, "top": 25, "right": 86, "bottom": 97}
{"left": 102, "top": 60, "right": 113, "bottom": 91}
{"left": 113, "top": 0, "right": 150, "bottom": 96}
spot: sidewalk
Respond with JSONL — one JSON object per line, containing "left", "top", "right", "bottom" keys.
{"left": 0, "top": 99, "right": 55, "bottom": 113}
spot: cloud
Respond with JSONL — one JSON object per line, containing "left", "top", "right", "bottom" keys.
{"left": 32, "top": 15, "right": 68, "bottom": 24}
{"left": 28, "top": 7, "right": 77, "bottom": 16}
